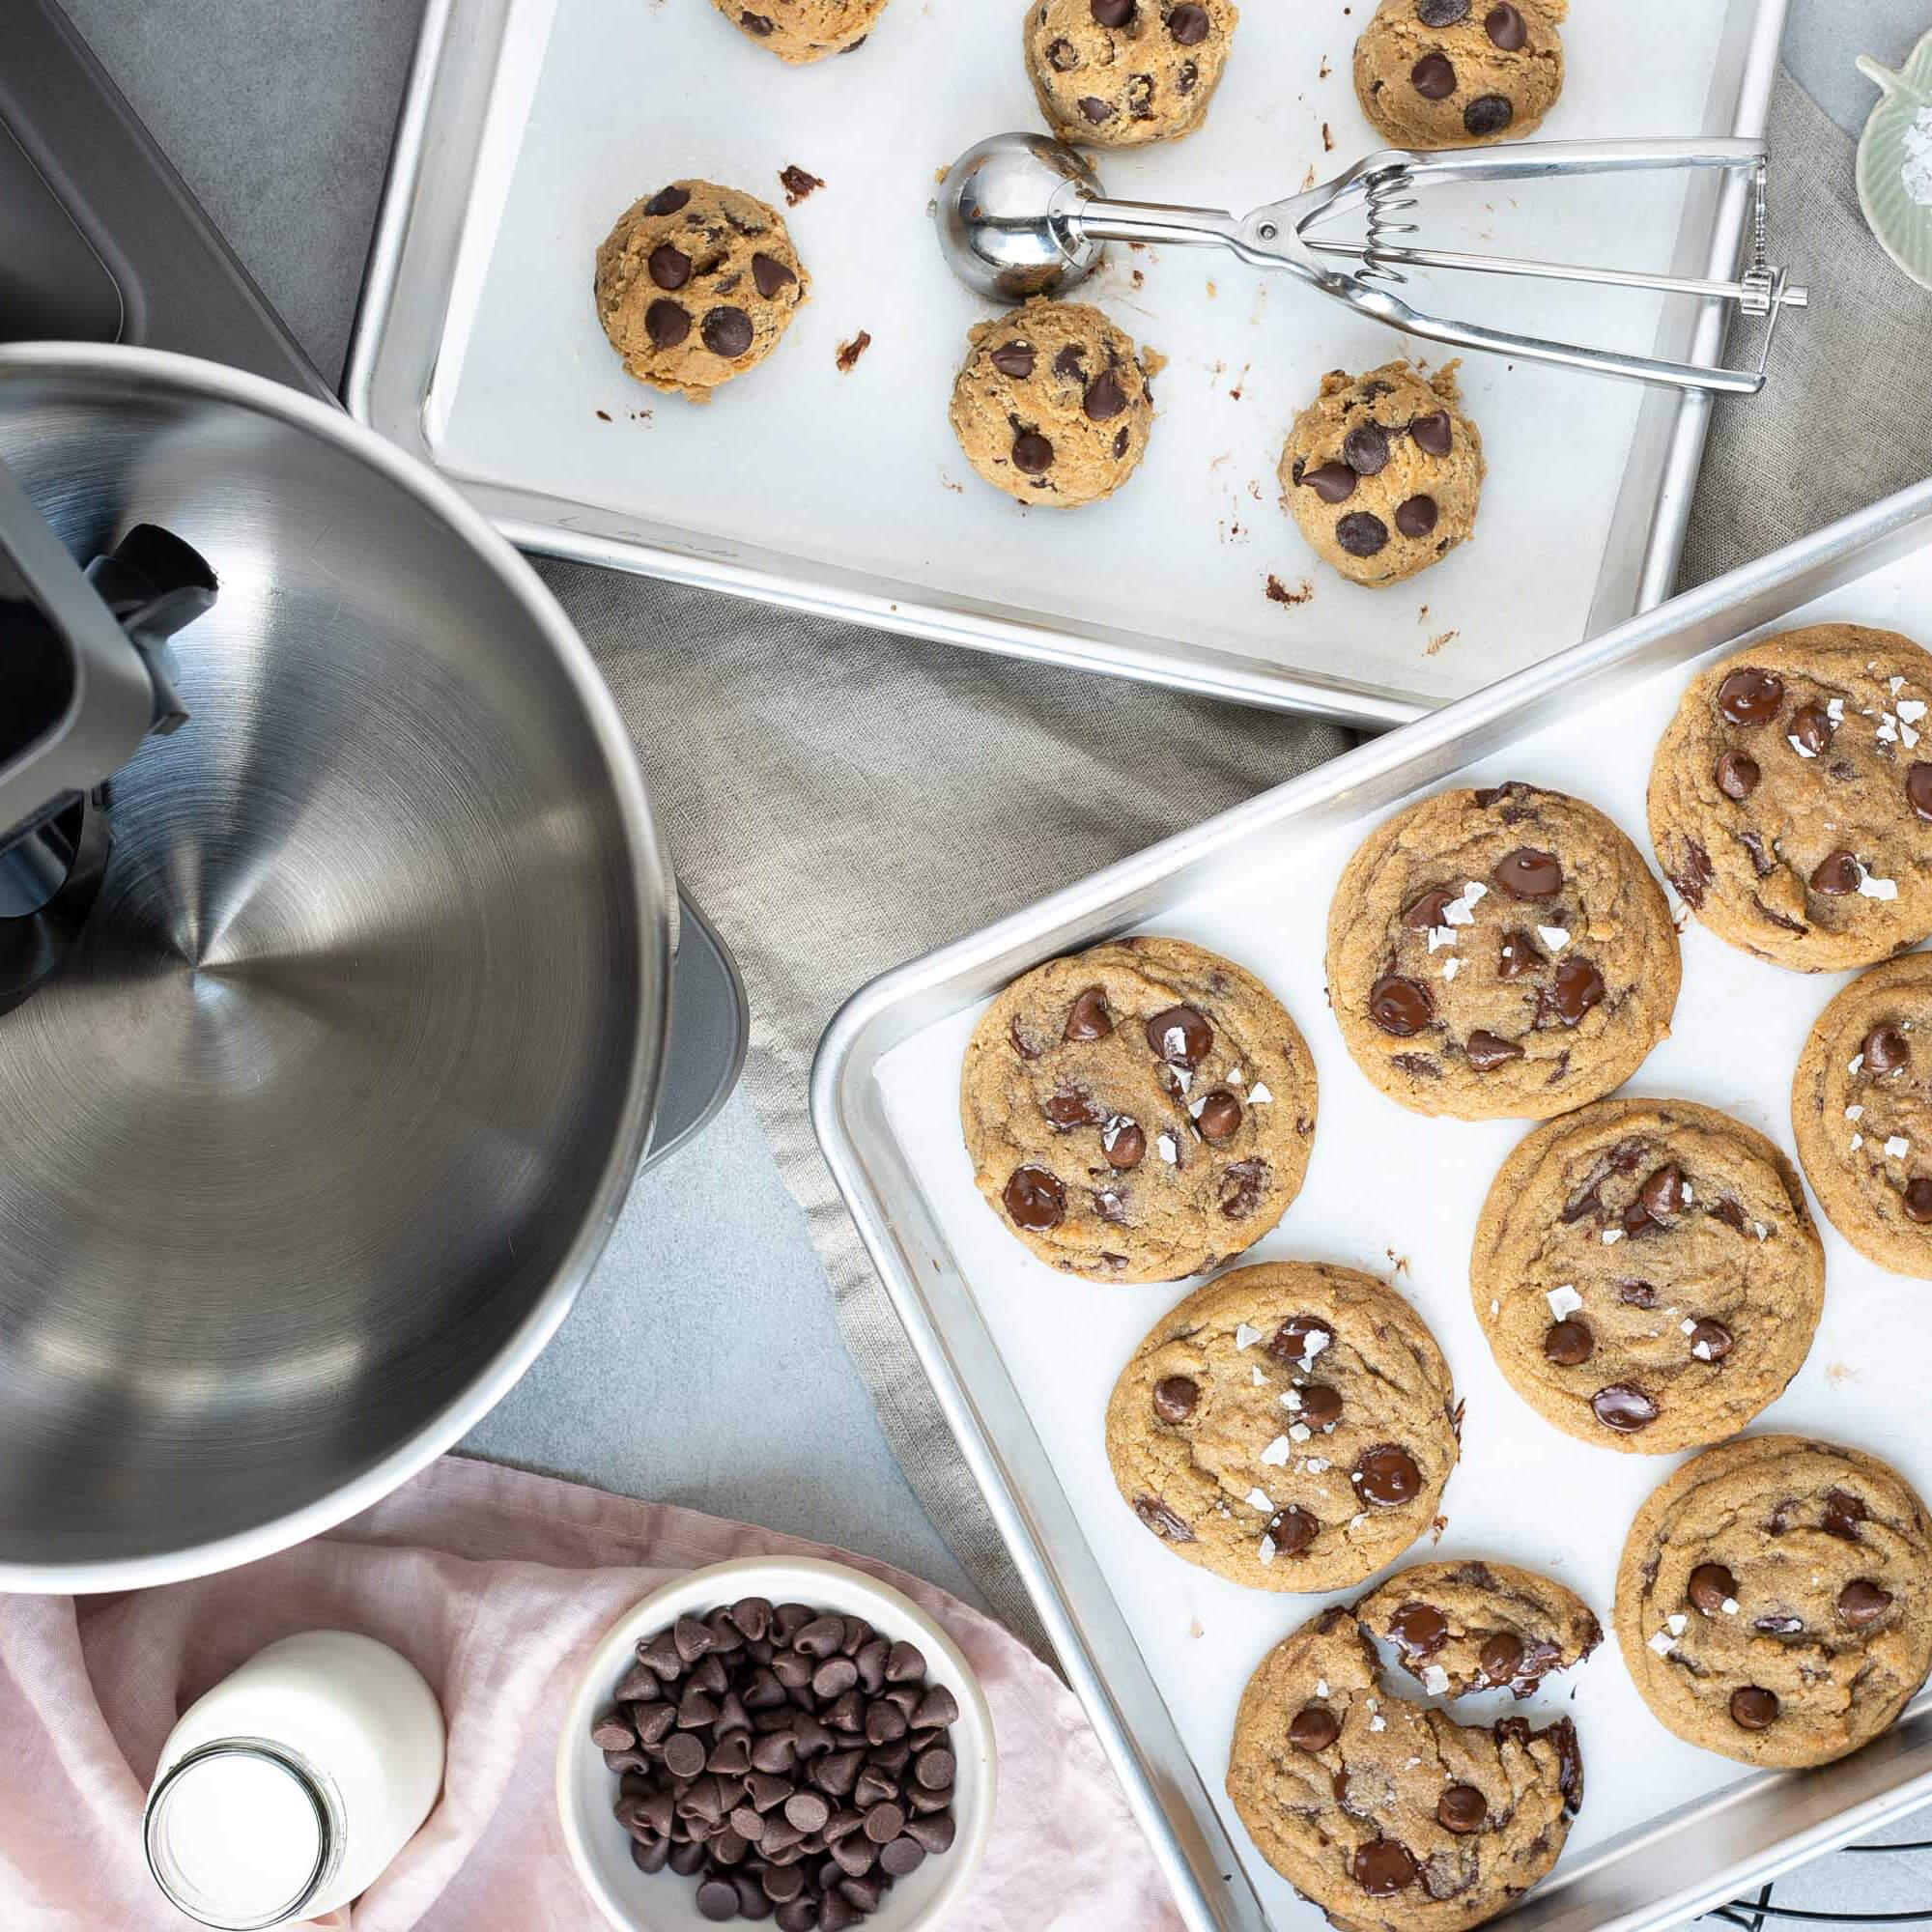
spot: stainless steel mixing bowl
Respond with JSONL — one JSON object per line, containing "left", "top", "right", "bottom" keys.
{"left": 0, "top": 344, "right": 668, "bottom": 1589}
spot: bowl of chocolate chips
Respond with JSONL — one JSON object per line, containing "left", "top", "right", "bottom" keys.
{"left": 557, "top": 1556, "right": 996, "bottom": 1930}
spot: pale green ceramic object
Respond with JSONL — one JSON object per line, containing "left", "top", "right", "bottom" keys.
{"left": 1857, "top": 31, "right": 1932, "bottom": 294}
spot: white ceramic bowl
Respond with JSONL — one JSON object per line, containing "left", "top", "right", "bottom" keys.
{"left": 556, "top": 1557, "right": 997, "bottom": 1932}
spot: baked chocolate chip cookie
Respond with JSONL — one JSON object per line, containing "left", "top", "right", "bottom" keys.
{"left": 1227, "top": 1594, "right": 1583, "bottom": 1931}
{"left": 1648, "top": 626, "right": 1932, "bottom": 972}
{"left": 949, "top": 298, "right": 1155, "bottom": 508}
{"left": 1326, "top": 782, "right": 1682, "bottom": 1120}
{"left": 1353, "top": 0, "right": 1567, "bottom": 150}
{"left": 711, "top": 0, "right": 890, "bottom": 61}
{"left": 1279, "top": 362, "right": 1486, "bottom": 589}
{"left": 1023, "top": 0, "right": 1239, "bottom": 149}
{"left": 1616, "top": 1435, "right": 1932, "bottom": 1768}
{"left": 1105, "top": 1262, "right": 1459, "bottom": 1590}
{"left": 1792, "top": 952, "right": 1932, "bottom": 1277}
{"left": 1355, "top": 1558, "right": 1602, "bottom": 1702}
{"left": 1471, "top": 1098, "right": 1825, "bottom": 1454}
{"left": 961, "top": 938, "right": 1315, "bottom": 1281}
{"left": 594, "top": 182, "right": 808, "bottom": 402}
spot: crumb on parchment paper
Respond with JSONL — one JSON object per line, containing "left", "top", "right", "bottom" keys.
{"left": 1425, "top": 629, "right": 1460, "bottom": 656}
{"left": 1430, "top": 1515, "right": 1448, "bottom": 1545}
{"left": 1142, "top": 347, "right": 1169, "bottom": 380}
{"left": 780, "top": 164, "right": 825, "bottom": 206}
{"left": 1826, "top": 1361, "right": 1861, "bottom": 1385}
{"left": 837, "top": 330, "right": 873, "bottom": 373}
{"left": 1266, "top": 575, "right": 1314, "bottom": 608}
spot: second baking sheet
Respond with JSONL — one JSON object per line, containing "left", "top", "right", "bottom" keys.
{"left": 860, "top": 534, "right": 1932, "bottom": 1928}
{"left": 389, "top": 0, "right": 1779, "bottom": 717}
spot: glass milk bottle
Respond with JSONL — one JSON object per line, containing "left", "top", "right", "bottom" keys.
{"left": 144, "top": 1631, "right": 445, "bottom": 1928}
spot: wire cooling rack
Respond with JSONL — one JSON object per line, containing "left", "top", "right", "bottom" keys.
{"left": 1704, "top": 1818, "right": 1932, "bottom": 1928}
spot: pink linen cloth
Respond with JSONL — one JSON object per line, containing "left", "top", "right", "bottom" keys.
{"left": 0, "top": 1455, "right": 1186, "bottom": 1932}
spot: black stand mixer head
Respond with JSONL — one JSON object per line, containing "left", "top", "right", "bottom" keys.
{"left": 0, "top": 457, "right": 214, "bottom": 1014}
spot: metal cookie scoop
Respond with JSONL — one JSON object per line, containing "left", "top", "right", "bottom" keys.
{"left": 936, "top": 131, "right": 1809, "bottom": 395}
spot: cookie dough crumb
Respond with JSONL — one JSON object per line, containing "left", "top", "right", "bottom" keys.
{"left": 1267, "top": 576, "right": 1315, "bottom": 608}
{"left": 780, "top": 164, "right": 825, "bottom": 205}
{"left": 837, "top": 330, "right": 873, "bottom": 372}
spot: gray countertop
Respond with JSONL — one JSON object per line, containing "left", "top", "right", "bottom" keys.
{"left": 56, "top": 0, "right": 1928, "bottom": 1637}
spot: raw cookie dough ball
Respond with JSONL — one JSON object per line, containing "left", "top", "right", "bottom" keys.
{"left": 1353, "top": 0, "right": 1567, "bottom": 150}
{"left": 1792, "top": 952, "right": 1932, "bottom": 1277}
{"left": 949, "top": 298, "right": 1155, "bottom": 508}
{"left": 594, "top": 181, "right": 808, "bottom": 402}
{"left": 1279, "top": 361, "right": 1484, "bottom": 588}
{"left": 1023, "top": 0, "right": 1239, "bottom": 148}
{"left": 1355, "top": 1558, "right": 1603, "bottom": 1701}
{"left": 961, "top": 936, "right": 1317, "bottom": 1281}
{"left": 1648, "top": 626, "right": 1932, "bottom": 972}
{"left": 1227, "top": 1598, "right": 1583, "bottom": 1931}
{"left": 711, "top": 0, "right": 891, "bottom": 62}
{"left": 1325, "top": 781, "right": 1682, "bottom": 1121}
{"left": 1105, "top": 1262, "right": 1459, "bottom": 1590}
{"left": 1471, "top": 1098, "right": 1825, "bottom": 1454}
{"left": 1616, "top": 1435, "right": 1932, "bottom": 1768}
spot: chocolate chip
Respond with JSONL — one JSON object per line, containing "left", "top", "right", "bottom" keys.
{"left": 1134, "top": 1494, "right": 1195, "bottom": 1542}
{"left": 1169, "top": 3, "right": 1210, "bottom": 43}
{"left": 1354, "top": 1444, "right": 1423, "bottom": 1507}
{"left": 1790, "top": 704, "right": 1834, "bottom": 754}
{"left": 1146, "top": 1005, "right": 1213, "bottom": 1067}
{"left": 1091, "top": 0, "right": 1134, "bottom": 21}
{"left": 1266, "top": 1504, "right": 1319, "bottom": 1553}
{"left": 1437, "top": 1785, "right": 1487, "bottom": 1833}
{"left": 1910, "top": 764, "right": 1932, "bottom": 822}
{"left": 1717, "top": 668, "right": 1784, "bottom": 725}
{"left": 1416, "top": 0, "right": 1470, "bottom": 18}
{"left": 1689, "top": 1319, "right": 1733, "bottom": 1362}
{"left": 1003, "top": 1165, "right": 1065, "bottom": 1230}
{"left": 1152, "top": 1376, "right": 1198, "bottom": 1424}
{"left": 1054, "top": 345, "right": 1087, "bottom": 380}
{"left": 1395, "top": 495, "right": 1438, "bottom": 539}
{"left": 879, "top": 1835, "right": 925, "bottom": 1878}
{"left": 1178, "top": 57, "right": 1199, "bottom": 91}
{"left": 648, "top": 185, "right": 692, "bottom": 215}
{"left": 1864, "top": 1024, "right": 1910, "bottom": 1073}
{"left": 753, "top": 253, "right": 797, "bottom": 298}
{"left": 1485, "top": 1, "right": 1526, "bottom": 47}
{"left": 1689, "top": 1564, "right": 1737, "bottom": 1613}
{"left": 1543, "top": 956, "right": 1605, "bottom": 1027}
{"left": 1670, "top": 839, "right": 1716, "bottom": 908}
{"left": 1301, "top": 462, "right": 1357, "bottom": 503}
{"left": 1479, "top": 1633, "right": 1524, "bottom": 1684}
{"left": 1591, "top": 1383, "right": 1657, "bottom": 1433}
{"left": 1810, "top": 849, "right": 1861, "bottom": 895}
{"left": 1730, "top": 1686, "right": 1779, "bottom": 1731}
{"left": 702, "top": 307, "right": 754, "bottom": 357}
{"left": 1300, "top": 1383, "right": 1344, "bottom": 1428}
{"left": 1047, "top": 36, "right": 1080, "bottom": 70}
{"left": 1716, "top": 751, "right": 1761, "bottom": 800}
{"left": 1220, "top": 1158, "right": 1271, "bottom": 1220}
{"left": 1102, "top": 1118, "right": 1146, "bottom": 1169}
{"left": 1823, "top": 1489, "right": 1867, "bottom": 1540}
{"left": 1410, "top": 51, "right": 1457, "bottom": 98}
{"left": 1043, "top": 1089, "right": 1103, "bottom": 1128}
{"left": 1344, "top": 424, "right": 1391, "bottom": 475}
{"left": 991, "top": 341, "right": 1037, "bottom": 380}
{"left": 1196, "top": 1091, "right": 1242, "bottom": 1140}
{"left": 646, "top": 299, "right": 691, "bottom": 349}
{"left": 1496, "top": 930, "right": 1544, "bottom": 979}
{"left": 1543, "top": 1320, "right": 1592, "bottom": 1366}
{"left": 1410, "top": 412, "right": 1453, "bottom": 456}
{"left": 1290, "top": 1704, "right": 1340, "bottom": 1750}
{"left": 1085, "top": 371, "right": 1127, "bottom": 421}
{"left": 1403, "top": 886, "right": 1455, "bottom": 929}
{"left": 1370, "top": 974, "right": 1433, "bottom": 1036}
{"left": 1271, "top": 1315, "right": 1334, "bottom": 1364}
{"left": 1463, "top": 95, "right": 1515, "bottom": 135}
{"left": 1063, "top": 986, "right": 1113, "bottom": 1040}
{"left": 739, "top": 10, "right": 775, "bottom": 31}
{"left": 648, "top": 243, "right": 693, "bottom": 291}
{"left": 1012, "top": 430, "right": 1055, "bottom": 474}
{"left": 1388, "top": 1603, "right": 1450, "bottom": 1656}
{"left": 1638, "top": 1165, "right": 1688, "bottom": 1220}
{"left": 1753, "top": 1611, "right": 1804, "bottom": 1634}
{"left": 1493, "top": 847, "right": 1562, "bottom": 898}
{"left": 1353, "top": 1838, "right": 1418, "bottom": 1896}
{"left": 1336, "top": 512, "right": 1390, "bottom": 557}
{"left": 1907, "top": 1179, "right": 1932, "bottom": 1223}
{"left": 1838, "top": 1580, "right": 1892, "bottom": 1627}
{"left": 1465, "top": 1030, "right": 1524, "bottom": 1072}
{"left": 1078, "top": 97, "right": 1117, "bottom": 124}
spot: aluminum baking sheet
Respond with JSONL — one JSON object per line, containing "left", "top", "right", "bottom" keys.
{"left": 813, "top": 475, "right": 1932, "bottom": 1932}
{"left": 347, "top": 0, "right": 1785, "bottom": 726}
